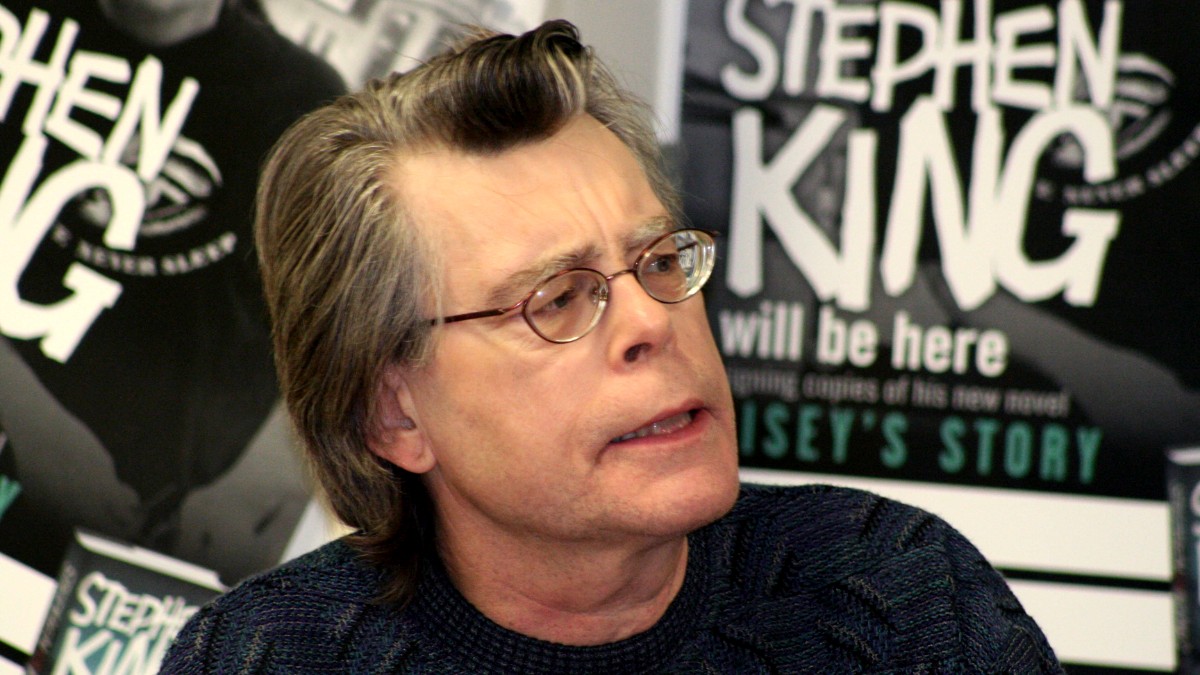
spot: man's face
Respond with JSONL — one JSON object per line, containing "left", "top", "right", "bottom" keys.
{"left": 392, "top": 115, "right": 739, "bottom": 553}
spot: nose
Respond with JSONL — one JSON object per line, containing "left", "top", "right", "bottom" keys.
{"left": 601, "top": 269, "right": 673, "bottom": 365}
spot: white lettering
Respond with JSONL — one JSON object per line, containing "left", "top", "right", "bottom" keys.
{"left": 0, "top": 138, "right": 143, "bottom": 362}
{"left": 45, "top": 51, "right": 130, "bottom": 159}
{"left": 728, "top": 105, "right": 875, "bottom": 309}
{"left": 720, "top": 0, "right": 778, "bottom": 100}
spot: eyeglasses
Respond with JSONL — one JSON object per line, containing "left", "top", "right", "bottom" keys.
{"left": 430, "top": 228, "right": 717, "bottom": 343}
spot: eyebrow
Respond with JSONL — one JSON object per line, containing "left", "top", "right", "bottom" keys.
{"left": 482, "top": 216, "right": 675, "bottom": 308}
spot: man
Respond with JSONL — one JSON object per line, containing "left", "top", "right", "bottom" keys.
{"left": 163, "top": 20, "right": 1062, "bottom": 673}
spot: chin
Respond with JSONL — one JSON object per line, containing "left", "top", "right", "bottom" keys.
{"left": 695, "top": 469, "right": 741, "bottom": 523}
{"left": 681, "top": 440, "right": 741, "bottom": 523}
{"left": 645, "top": 465, "right": 740, "bottom": 536}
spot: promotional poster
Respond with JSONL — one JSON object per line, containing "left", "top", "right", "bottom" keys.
{"left": 0, "top": 0, "right": 345, "bottom": 586}
{"left": 680, "top": 2, "right": 1196, "bottom": 668}
{"left": 682, "top": 0, "right": 1200, "bottom": 503}
{"left": 0, "top": 0, "right": 543, "bottom": 669}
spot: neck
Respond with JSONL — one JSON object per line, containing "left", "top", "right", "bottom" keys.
{"left": 98, "top": 0, "right": 223, "bottom": 47}
{"left": 438, "top": 524, "right": 690, "bottom": 646}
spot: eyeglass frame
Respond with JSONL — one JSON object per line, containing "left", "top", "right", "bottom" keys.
{"left": 427, "top": 228, "right": 719, "bottom": 344}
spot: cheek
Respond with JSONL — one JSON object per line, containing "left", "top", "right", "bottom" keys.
{"left": 508, "top": 367, "right": 597, "bottom": 439}
{"left": 418, "top": 342, "right": 597, "bottom": 451}
{"left": 426, "top": 380, "right": 593, "bottom": 497}
{"left": 677, "top": 303, "right": 724, "bottom": 360}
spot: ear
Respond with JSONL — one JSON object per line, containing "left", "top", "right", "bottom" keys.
{"left": 368, "top": 364, "right": 436, "bottom": 474}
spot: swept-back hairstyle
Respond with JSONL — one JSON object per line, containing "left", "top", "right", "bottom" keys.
{"left": 255, "top": 19, "right": 679, "bottom": 603}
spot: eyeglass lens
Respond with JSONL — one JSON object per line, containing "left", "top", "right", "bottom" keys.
{"left": 523, "top": 229, "right": 714, "bottom": 343}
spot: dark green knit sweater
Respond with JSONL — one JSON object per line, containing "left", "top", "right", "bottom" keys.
{"left": 162, "top": 484, "right": 1063, "bottom": 673}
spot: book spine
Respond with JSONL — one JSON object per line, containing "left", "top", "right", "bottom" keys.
{"left": 25, "top": 557, "right": 80, "bottom": 674}
{"left": 1168, "top": 448, "right": 1200, "bottom": 674}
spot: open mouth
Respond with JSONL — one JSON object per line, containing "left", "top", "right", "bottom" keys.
{"left": 610, "top": 410, "right": 696, "bottom": 444}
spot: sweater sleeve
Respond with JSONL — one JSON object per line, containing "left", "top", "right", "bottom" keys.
{"left": 722, "top": 484, "right": 1066, "bottom": 673}
{"left": 936, "top": 515, "right": 1065, "bottom": 673}
{"left": 159, "top": 543, "right": 416, "bottom": 673}
{"left": 160, "top": 603, "right": 225, "bottom": 674}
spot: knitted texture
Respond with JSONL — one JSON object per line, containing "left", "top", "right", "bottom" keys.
{"left": 162, "top": 484, "right": 1064, "bottom": 673}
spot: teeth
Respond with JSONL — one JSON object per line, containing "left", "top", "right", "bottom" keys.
{"left": 611, "top": 411, "right": 694, "bottom": 443}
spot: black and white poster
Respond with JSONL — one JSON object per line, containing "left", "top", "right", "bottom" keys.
{"left": 681, "top": 1, "right": 1197, "bottom": 669}
{"left": 0, "top": 0, "right": 544, "bottom": 668}
{"left": 0, "top": 0, "right": 344, "bottom": 588}
{"left": 683, "top": 0, "right": 1200, "bottom": 502}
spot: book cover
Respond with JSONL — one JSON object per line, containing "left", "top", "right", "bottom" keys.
{"left": 25, "top": 530, "right": 224, "bottom": 675}
{"left": 1168, "top": 446, "right": 1200, "bottom": 674}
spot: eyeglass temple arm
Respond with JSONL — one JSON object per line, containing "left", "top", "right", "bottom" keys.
{"left": 430, "top": 308, "right": 511, "bottom": 326}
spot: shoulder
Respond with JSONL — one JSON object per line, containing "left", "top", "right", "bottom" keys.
{"left": 720, "top": 482, "right": 1003, "bottom": 571}
{"left": 708, "top": 483, "right": 957, "bottom": 593}
{"left": 162, "top": 540, "right": 416, "bottom": 673}
{"left": 699, "top": 483, "right": 1063, "bottom": 672}
{"left": 203, "top": 537, "right": 383, "bottom": 608}
{"left": 717, "top": 483, "right": 945, "bottom": 562}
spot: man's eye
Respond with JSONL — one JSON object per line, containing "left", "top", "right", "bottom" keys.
{"left": 529, "top": 284, "right": 581, "bottom": 317}
{"left": 645, "top": 253, "right": 679, "bottom": 274}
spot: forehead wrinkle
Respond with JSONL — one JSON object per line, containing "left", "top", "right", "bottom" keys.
{"left": 483, "top": 240, "right": 605, "bottom": 308}
{"left": 480, "top": 214, "right": 675, "bottom": 309}
{"left": 622, "top": 215, "right": 675, "bottom": 255}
